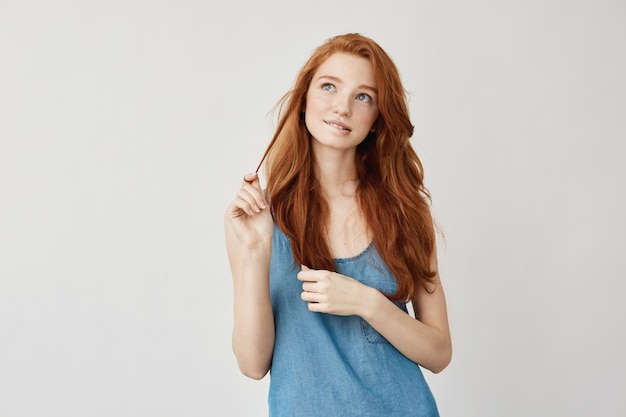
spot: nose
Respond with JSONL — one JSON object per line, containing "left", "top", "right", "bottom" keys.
{"left": 333, "top": 93, "right": 351, "bottom": 117}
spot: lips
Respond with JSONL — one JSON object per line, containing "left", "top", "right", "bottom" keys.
{"left": 325, "top": 120, "right": 351, "bottom": 131}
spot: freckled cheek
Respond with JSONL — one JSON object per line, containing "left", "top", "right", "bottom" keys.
{"left": 304, "top": 94, "right": 327, "bottom": 116}
{"left": 357, "top": 111, "right": 379, "bottom": 130}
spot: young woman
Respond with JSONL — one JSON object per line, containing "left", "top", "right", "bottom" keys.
{"left": 225, "top": 33, "right": 451, "bottom": 417}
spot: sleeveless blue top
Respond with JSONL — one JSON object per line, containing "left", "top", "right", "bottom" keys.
{"left": 268, "top": 225, "right": 439, "bottom": 417}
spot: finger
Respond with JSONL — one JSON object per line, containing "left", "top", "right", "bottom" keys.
{"left": 306, "top": 301, "right": 323, "bottom": 313}
{"left": 301, "top": 291, "right": 323, "bottom": 305}
{"left": 233, "top": 186, "right": 269, "bottom": 217}
{"left": 241, "top": 173, "right": 267, "bottom": 209}
{"left": 242, "top": 172, "right": 258, "bottom": 184}
{"left": 297, "top": 269, "right": 317, "bottom": 282}
{"left": 297, "top": 265, "right": 313, "bottom": 281}
{"left": 233, "top": 189, "right": 262, "bottom": 216}
{"left": 230, "top": 198, "right": 256, "bottom": 217}
{"left": 237, "top": 184, "right": 267, "bottom": 214}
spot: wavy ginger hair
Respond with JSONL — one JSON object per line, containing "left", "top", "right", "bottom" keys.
{"left": 257, "top": 33, "right": 436, "bottom": 301}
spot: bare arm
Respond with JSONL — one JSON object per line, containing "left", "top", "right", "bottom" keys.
{"left": 359, "top": 270, "right": 452, "bottom": 373}
{"left": 299, "top": 249, "right": 451, "bottom": 373}
{"left": 225, "top": 173, "right": 275, "bottom": 379}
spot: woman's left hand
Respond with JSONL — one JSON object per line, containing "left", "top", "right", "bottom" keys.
{"left": 297, "top": 265, "right": 371, "bottom": 316}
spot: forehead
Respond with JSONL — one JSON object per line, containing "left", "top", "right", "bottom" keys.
{"left": 312, "top": 53, "right": 377, "bottom": 88}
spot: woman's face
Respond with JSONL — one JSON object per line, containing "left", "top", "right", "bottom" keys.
{"left": 304, "top": 53, "right": 379, "bottom": 153}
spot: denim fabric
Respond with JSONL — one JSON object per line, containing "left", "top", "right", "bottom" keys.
{"left": 268, "top": 225, "right": 439, "bottom": 417}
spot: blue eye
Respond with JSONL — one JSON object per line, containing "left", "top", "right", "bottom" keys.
{"left": 322, "top": 83, "right": 336, "bottom": 91}
{"left": 356, "top": 93, "right": 371, "bottom": 103}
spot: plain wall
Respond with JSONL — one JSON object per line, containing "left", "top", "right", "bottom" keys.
{"left": 1, "top": 1, "right": 625, "bottom": 416}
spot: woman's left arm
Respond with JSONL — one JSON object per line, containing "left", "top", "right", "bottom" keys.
{"left": 299, "top": 249, "right": 452, "bottom": 373}
{"left": 360, "top": 265, "right": 452, "bottom": 373}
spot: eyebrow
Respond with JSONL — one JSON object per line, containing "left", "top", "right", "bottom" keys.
{"left": 316, "top": 75, "right": 378, "bottom": 94}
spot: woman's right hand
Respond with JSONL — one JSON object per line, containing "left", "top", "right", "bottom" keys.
{"left": 225, "top": 172, "right": 273, "bottom": 248}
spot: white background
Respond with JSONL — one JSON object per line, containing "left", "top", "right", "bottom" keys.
{"left": 1, "top": 1, "right": 625, "bottom": 416}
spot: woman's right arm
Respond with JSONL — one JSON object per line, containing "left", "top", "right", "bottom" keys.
{"left": 224, "top": 173, "right": 275, "bottom": 380}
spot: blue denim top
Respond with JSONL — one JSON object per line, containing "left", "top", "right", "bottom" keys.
{"left": 268, "top": 225, "right": 439, "bottom": 417}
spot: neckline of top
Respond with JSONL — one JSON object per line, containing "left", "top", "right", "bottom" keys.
{"left": 333, "top": 241, "right": 374, "bottom": 263}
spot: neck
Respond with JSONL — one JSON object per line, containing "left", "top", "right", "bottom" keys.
{"left": 312, "top": 146, "right": 359, "bottom": 198}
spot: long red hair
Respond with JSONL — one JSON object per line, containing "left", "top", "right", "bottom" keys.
{"left": 257, "top": 33, "right": 436, "bottom": 301}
